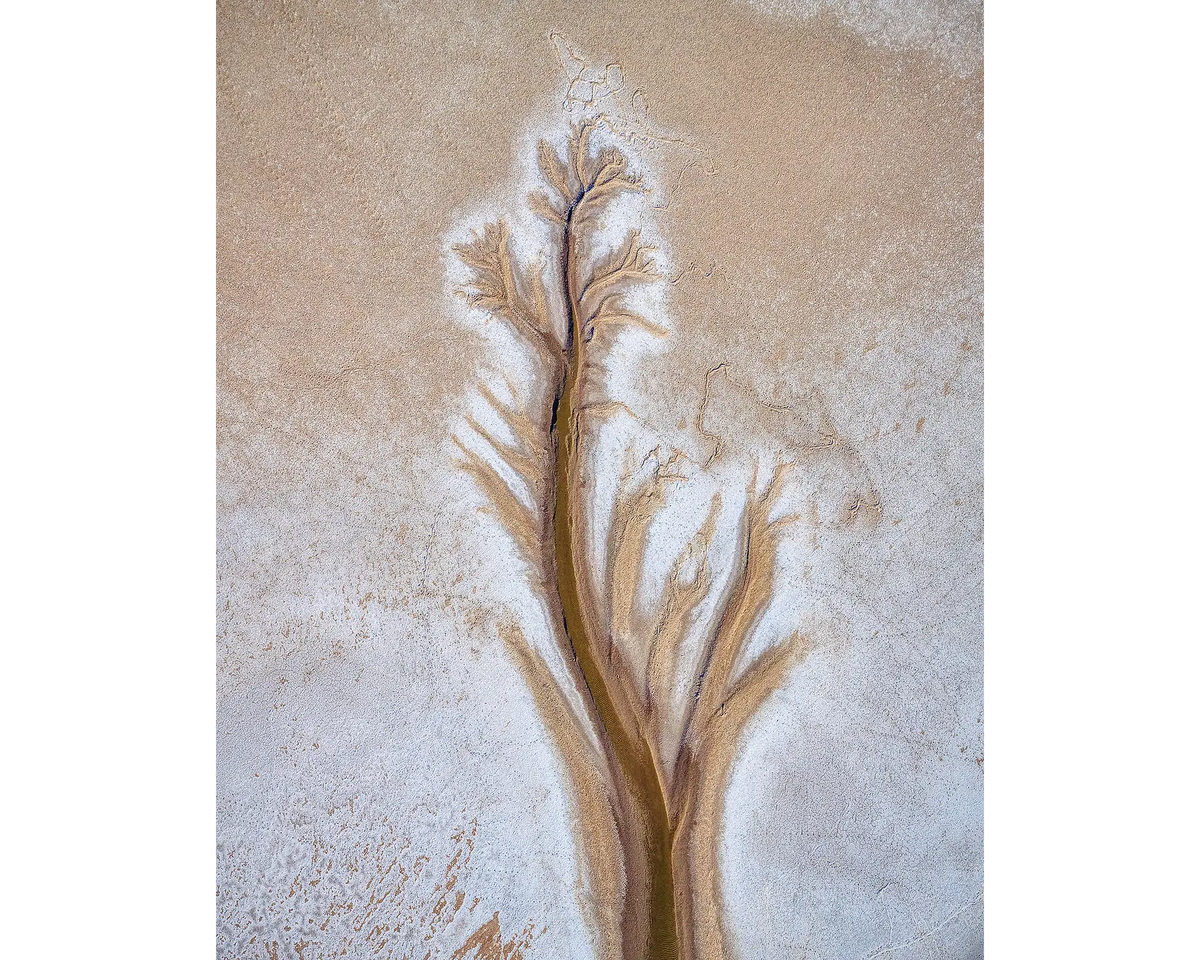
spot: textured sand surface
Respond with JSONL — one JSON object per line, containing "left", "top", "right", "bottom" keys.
{"left": 217, "top": 1, "right": 982, "bottom": 956}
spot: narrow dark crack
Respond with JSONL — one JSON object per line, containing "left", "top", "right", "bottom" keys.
{"left": 547, "top": 192, "right": 681, "bottom": 960}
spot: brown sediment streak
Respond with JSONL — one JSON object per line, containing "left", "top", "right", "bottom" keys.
{"left": 551, "top": 154, "right": 680, "bottom": 958}
{"left": 672, "top": 634, "right": 804, "bottom": 960}
{"left": 646, "top": 496, "right": 720, "bottom": 778}
{"left": 608, "top": 461, "right": 691, "bottom": 708}
{"left": 451, "top": 910, "right": 538, "bottom": 960}
{"left": 667, "top": 469, "right": 801, "bottom": 960}
{"left": 454, "top": 121, "right": 804, "bottom": 960}
{"left": 499, "top": 624, "right": 624, "bottom": 959}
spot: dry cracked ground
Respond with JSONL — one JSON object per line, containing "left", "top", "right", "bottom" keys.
{"left": 217, "top": 1, "right": 983, "bottom": 957}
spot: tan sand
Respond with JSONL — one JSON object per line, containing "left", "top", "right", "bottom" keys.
{"left": 217, "top": 2, "right": 982, "bottom": 956}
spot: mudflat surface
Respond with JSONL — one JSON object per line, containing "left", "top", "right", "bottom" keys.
{"left": 217, "top": 2, "right": 983, "bottom": 956}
